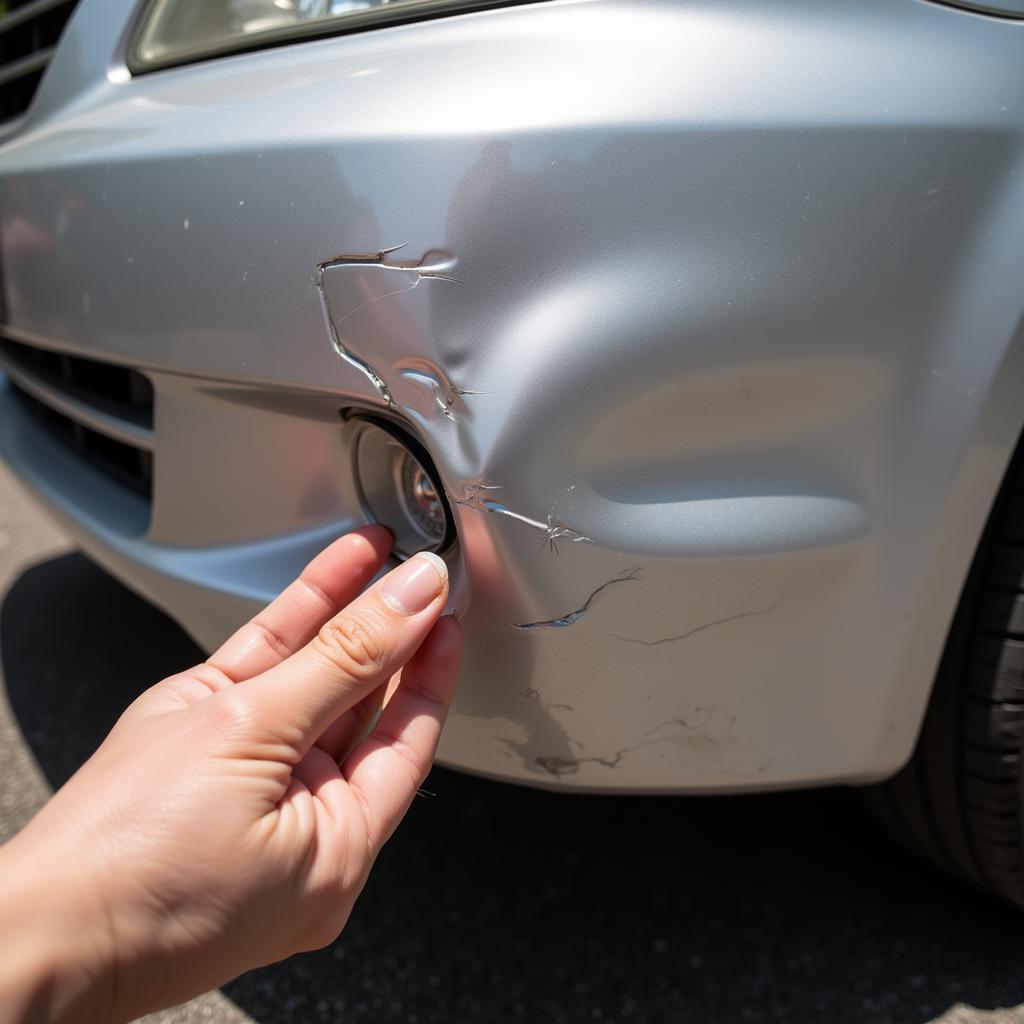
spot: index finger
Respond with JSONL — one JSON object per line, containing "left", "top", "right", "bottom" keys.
{"left": 237, "top": 550, "right": 450, "bottom": 751}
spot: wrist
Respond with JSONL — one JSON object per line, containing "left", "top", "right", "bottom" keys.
{"left": 0, "top": 830, "right": 116, "bottom": 1024}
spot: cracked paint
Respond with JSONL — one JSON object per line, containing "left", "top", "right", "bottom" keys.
{"left": 513, "top": 567, "right": 642, "bottom": 630}
{"left": 535, "top": 740, "right": 654, "bottom": 777}
{"left": 396, "top": 363, "right": 486, "bottom": 421}
{"left": 537, "top": 515, "right": 592, "bottom": 554}
{"left": 448, "top": 481, "right": 592, "bottom": 552}
{"left": 519, "top": 688, "right": 574, "bottom": 713}
{"left": 597, "top": 607, "right": 775, "bottom": 646}
{"left": 645, "top": 706, "right": 715, "bottom": 733}
{"left": 535, "top": 708, "right": 724, "bottom": 777}
{"left": 315, "top": 244, "right": 459, "bottom": 410}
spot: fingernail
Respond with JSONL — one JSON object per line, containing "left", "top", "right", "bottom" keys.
{"left": 380, "top": 551, "right": 448, "bottom": 615}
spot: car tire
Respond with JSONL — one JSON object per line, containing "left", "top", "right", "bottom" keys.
{"left": 865, "top": 447, "right": 1024, "bottom": 908}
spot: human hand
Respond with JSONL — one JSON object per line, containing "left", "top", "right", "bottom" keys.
{"left": 0, "top": 528, "right": 461, "bottom": 1023}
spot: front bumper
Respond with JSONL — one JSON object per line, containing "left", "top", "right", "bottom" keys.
{"left": 3, "top": 0, "right": 1024, "bottom": 792}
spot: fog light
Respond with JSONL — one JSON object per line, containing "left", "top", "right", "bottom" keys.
{"left": 399, "top": 453, "right": 446, "bottom": 544}
{"left": 351, "top": 418, "right": 453, "bottom": 557}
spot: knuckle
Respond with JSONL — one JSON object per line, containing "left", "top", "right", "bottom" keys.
{"left": 372, "top": 724, "right": 426, "bottom": 789}
{"left": 190, "top": 662, "right": 233, "bottom": 694}
{"left": 248, "top": 619, "right": 293, "bottom": 662}
{"left": 313, "top": 611, "right": 389, "bottom": 683}
{"left": 204, "top": 687, "right": 260, "bottom": 738}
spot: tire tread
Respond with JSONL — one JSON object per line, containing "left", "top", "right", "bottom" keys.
{"left": 869, "top": 443, "right": 1024, "bottom": 908}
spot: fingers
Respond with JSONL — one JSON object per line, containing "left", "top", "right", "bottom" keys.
{"left": 313, "top": 678, "right": 390, "bottom": 762}
{"left": 342, "top": 615, "right": 462, "bottom": 850}
{"left": 208, "top": 526, "right": 393, "bottom": 682}
{"left": 237, "top": 551, "right": 450, "bottom": 751}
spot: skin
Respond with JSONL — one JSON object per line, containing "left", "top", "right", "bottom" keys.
{"left": 0, "top": 526, "right": 462, "bottom": 1024}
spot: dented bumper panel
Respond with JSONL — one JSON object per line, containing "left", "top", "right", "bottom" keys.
{"left": 3, "top": 0, "right": 1024, "bottom": 791}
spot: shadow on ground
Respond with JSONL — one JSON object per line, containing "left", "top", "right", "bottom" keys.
{"left": 3, "top": 553, "right": 1023, "bottom": 1024}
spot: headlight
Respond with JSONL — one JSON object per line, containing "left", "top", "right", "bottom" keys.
{"left": 131, "top": 0, "right": 496, "bottom": 72}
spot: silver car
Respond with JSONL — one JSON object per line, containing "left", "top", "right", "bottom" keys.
{"left": 2, "top": 0, "right": 1024, "bottom": 906}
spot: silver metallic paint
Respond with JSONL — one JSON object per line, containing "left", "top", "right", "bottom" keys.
{"left": 1, "top": 0, "right": 1023, "bottom": 791}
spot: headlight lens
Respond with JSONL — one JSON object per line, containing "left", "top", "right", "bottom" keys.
{"left": 131, "top": 0, "right": 485, "bottom": 71}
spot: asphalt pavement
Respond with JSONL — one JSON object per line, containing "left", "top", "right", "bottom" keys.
{"left": 0, "top": 461, "right": 1022, "bottom": 1024}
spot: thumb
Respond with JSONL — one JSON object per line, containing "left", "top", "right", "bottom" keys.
{"left": 233, "top": 551, "right": 449, "bottom": 752}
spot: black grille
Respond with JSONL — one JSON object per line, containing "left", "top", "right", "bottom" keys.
{"left": 0, "top": 336, "right": 154, "bottom": 427}
{"left": 13, "top": 386, "right": 154, "bottom": 498}
{"left": 1, "top": 337, "right": 154, "bottom": 500}
{"left": 0, "top": 0, "right": 80, "bottom": 124}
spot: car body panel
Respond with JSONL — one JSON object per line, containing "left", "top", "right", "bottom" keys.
{"left": 2, "top": 0, "right": 1024, "bottom": 791}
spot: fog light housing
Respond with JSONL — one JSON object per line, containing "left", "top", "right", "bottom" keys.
{"left": 350, "top": 417, "right": 454, "bottom": 557}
